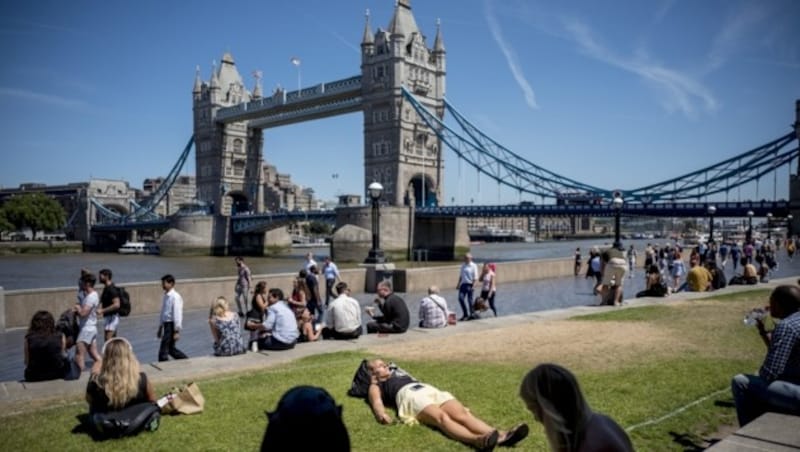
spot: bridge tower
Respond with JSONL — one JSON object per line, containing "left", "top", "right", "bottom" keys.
{"left": 360, "top": 0, "right": 446, "bottom": 207}
{"left": 790, "top": 99, "right": 800, "bottom": 235}
{"left": 192, "top": 53, "right": 264, "bottom": 216}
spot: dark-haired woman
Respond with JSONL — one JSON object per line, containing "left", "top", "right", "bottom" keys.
{"left": 24, "top": 310, "right": 70, "bottom": 382}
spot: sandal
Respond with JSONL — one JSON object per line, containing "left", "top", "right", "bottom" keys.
{"left": 477, "top": 429, "right": 499, "bottom": 451}
{"left": 498, "top": 423, "right": 529, "bottom": 447}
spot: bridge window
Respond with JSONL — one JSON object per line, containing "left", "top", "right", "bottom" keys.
{"left": 225, "top": 166, "right": 232, "bottom": 176}
{"left": 233, "top": 139, "right": 244, "bottom": 153}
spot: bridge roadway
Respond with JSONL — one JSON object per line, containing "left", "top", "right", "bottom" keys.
{"left": 2, "top": 257, "right": 799, "bottom": 405}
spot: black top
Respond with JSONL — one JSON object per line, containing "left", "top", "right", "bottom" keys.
{"left": 376, "top": 294, "right": 410, "bottom": 332}
{"left": 378, "top": 374, "right": 416, "bottom": 406}
{"left": 305, "top": 274, "right": 319, "bottom": 303}
{"left": 100, "top": 284, "right": 121, "bottom": 309}
{"left": 86, "top": 372, "right": 150, "bottom": 414}
{"left": 25, "top": 333, "right": 67, "bottom": 382}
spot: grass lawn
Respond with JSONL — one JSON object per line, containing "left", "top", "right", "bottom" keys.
{"left": 0, "top": 289, "right": 772, "bottom": 451}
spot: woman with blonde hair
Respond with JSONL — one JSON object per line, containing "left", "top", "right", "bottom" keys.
{"left": 209, "top": 297, "right": 245, "bottom": 356}
{"left": 519, "top": 363, "right": 633, "bottom": 452}
{"left": 85, "top": 337, "right": 155, "bottom": 414}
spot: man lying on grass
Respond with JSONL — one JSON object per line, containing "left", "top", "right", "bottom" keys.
{"left": 732, "top": 284, "right": 800, "bottom": 426}
{"left": 366, "top": 358, "right": 528, "bottom": 451}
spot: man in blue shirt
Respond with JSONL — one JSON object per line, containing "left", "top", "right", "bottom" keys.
{"left": 256, "top": 288, "right": 300, "bottom": 351}
{"left": 731, "top": 285, "right": 800, "bottom": 425}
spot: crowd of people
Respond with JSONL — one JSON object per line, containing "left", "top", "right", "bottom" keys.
{"left": 579, "top": 237, "right": 792, "bottom": 303}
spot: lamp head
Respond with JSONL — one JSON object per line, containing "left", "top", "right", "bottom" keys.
{"left": 767, "top": 212, "right": 773, "bottom": 219}
{"left": 747, "top": 210, "right": 754, "bottom": 217}
{"left": 367, "top": 182, "right": 384, "bottom": 201}
{"left": 707, "top": 205, "right": 716, "bottom": 215}
{"left": 788, "top": 214, "right": 793, "bottom": 221}
{"left": 612, "top": 196, "right": 623, "bottom": 210}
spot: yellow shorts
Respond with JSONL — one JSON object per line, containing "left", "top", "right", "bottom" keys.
{"left": 396, "top": 383, "right": 455, "bottom": 425}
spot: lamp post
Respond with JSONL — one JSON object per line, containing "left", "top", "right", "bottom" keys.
{"left": 746, "top": 210, "right": 754, "bottom": 243}
{"left": 612, "top": 196, "right": 623, "bottom": 246}
{"left": 364, "top": 182, "right": 385, "bottom": 264}
{"left": 766, "top": 212, "right": 773, "bottom": 242}
{"left": 707, "top": 205, "right": 716, "bottom": 244}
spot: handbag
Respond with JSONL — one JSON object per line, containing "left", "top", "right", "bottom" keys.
{"left": 159, "top": 382, "right": 205, "bottom": 415}
{"left": 91, "top": 402, "right": 160, "bottom": 438}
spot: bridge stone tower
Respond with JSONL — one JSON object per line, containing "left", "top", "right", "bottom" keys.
{"left": 360, "top": 0, "right": 446, "bottom": 207}
{"left": 192, "top": 53, "right": 264, "bottom": 216}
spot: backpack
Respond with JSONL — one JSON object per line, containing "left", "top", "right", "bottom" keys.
{"left": 56, "top": 309, "right": 80, "bottom": 348}
{"left": 117, "top": 287, "right": 131, "bottom": 317}
{"left": 91, "top": 402, "right": 160, "bottom": 439}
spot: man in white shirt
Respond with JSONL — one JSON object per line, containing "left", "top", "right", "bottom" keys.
{"left": 304, "top": 252, "right": 317, "bottom": 273}
{"left": 419, "top": 285, "right": 449, "bottom": 328}
{"left": 322, "top": 256, "right": 341, "bottom": 304}
{"left": 456, "top": 253, "right": 479, "bottom": 321}
{"left": 322, "top": 282, "right": 362, "bottom": 340}
{"left": 157, "top": 274, "right": 188, "bottom": 362}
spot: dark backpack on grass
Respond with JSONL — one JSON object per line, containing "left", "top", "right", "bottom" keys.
{"left": 117, "top": 287, "right": 131, "bottom": 317}
{"left": 91, "top": 402, "right": 160, "bottom": 439}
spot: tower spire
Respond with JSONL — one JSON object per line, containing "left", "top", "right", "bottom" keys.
{"left": 193, "top": 65, "right": 202, "bottom": 93}
{"left": 209, "top": 60, "right": 220, "bottom": 89}
{"left": 361, "top": 8, "right": 374, "bottom": 46}
{"left": 433, "top": 18, "right": 445, "bottom": 53}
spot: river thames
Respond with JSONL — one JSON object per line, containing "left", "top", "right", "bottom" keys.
{"left": 0, "top": 239, "right": 629, "bottom": 290}
{"left": 0, "top": 238, "right": 796, "bottom": 291}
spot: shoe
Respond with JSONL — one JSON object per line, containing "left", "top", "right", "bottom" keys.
{"left": 459, "top": 316, "right": 469, "bottom": 321}
{"left": 238, "top": 311, "right": 244, "bottom": 318}
{"left": 477, "top": 430, "right": 499, "bottom": 451}
{"left": 498, "top": 423, "right": 529, "bottom": 448}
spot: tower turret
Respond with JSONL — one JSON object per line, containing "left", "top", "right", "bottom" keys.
{"left": 361, "top": 9, "right": 374, "bottom": 57}
{"left": 192, "top": 65, "right": 202, "bottom": 99}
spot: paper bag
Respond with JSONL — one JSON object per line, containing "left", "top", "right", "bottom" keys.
{"left": 159, "top": 382, "right": 205, "bottom": 415}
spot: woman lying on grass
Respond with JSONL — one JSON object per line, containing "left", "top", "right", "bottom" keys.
{"left": 366, "top": 358, "right": 528, "bottom": 451}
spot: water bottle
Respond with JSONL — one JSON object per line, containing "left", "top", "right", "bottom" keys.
{"left": 743, "top": 308, "right": 766, "bottom": 326}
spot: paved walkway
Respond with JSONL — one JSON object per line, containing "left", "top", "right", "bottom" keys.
{"left": 2, "top": 273, "right": 798, "bottom": 416}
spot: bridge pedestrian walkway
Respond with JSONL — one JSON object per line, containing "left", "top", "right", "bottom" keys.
{"left": 1, "top": 274, "right": 798, "bottom": 417}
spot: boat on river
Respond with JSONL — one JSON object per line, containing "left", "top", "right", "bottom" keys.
{"left": 118, "top": 241, "right": 160, "bottom": 255}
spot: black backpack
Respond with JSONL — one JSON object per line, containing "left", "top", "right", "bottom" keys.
{"left": 117, "top": 287, "right": 131, "bottom": 317}
{"left": 91, "top": 402, "right": 160, "bottom": 438}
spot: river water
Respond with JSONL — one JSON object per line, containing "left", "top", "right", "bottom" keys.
{"left": 0, "top": 238, "right": 783, "bottom": 291}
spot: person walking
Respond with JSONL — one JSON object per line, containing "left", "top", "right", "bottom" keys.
{"left": 97, "top": 268, "right": 121, "bottom": 341}
{"left": 626, "top": 245, "right": 637, "bottom": 278}
{"left": 322, "top": 256, "right": 341, "bottom": 305}
{"left": 234, "top": 257, "right": 252, "bottom": 318}
{"left": 157, "top": 274, "right": 188, "bottom": 362}
{"left": 456, "top": 253, "right": 479, "bottom": 321}
{"left": 479, "top": 263, "right": 497, "bottom": 316}
{"left": 574, "top": 248, "right": 582, "bottom": 276}
{"left": 74, "top": 272, "right": 102, "bottom": 374}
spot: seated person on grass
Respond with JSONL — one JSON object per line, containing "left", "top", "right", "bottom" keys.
{"left": 365, "top": 281, "right": 409, "bottom": 334}
{"left": 520, "top": 363, "right": 634, "bottom": 452}
{"left": 635, "top": 265, "right": 668, "bottom": 298}
{"left": 366, "top": 358, "right": 529, "bottom": 451}
{"left": 731, "top": 285, "right": 800, "bottom": 426}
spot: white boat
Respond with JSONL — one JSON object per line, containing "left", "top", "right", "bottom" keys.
{"left": 118, "top": 241, "right": 160, "bottom": 255}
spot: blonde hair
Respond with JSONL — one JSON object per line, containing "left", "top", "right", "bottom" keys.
{"left": 212, "top": 296, "right": 229, "bottom": 317}
{"left": 96, "top": 337, "right": 141, "bottom": 410}
{"left": 519, "top": 363, "right": 591, "bottom": 452}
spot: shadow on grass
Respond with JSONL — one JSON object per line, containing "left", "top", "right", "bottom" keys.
{"left": 71, "top": 413, "right": 110, "bottom": 442}
{"left": 668, "top": 431, "right": 706, "bottom": 451}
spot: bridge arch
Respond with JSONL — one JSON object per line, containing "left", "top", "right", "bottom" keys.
{"left": 227, "top": 191, "right": 251, "bottom": 216}
{"left": 407, "top": 173, "right": 438, "bottom": 207}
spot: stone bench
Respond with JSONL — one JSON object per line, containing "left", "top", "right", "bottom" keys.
{"left": 706, "top": 412, "right": 800, "bottom": 450}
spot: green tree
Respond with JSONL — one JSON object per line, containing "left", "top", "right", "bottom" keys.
{"left": 307, "top": 221, "right": 332, "bottom": 235}
{"left": 2, "top": 193, "right": 66, "bottom": 238}
{"left": 0, "top": 207, "right": 12, "bottom": 233}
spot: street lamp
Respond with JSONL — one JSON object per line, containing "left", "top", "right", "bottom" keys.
{"left": 746, "top": 210, "right": 754, "bottom": 243}
{"left": 766, "top": 212, "right": 773, "bottom": 241}
{"left": 707, "top": 205, "right": 716, "bottom": 244}
{"left": 364, "top": 181, "right": 385, "bottom": 264}
{"left": 612, "top": 196, "right": 623, "bottom": 246}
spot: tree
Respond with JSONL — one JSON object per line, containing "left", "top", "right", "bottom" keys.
{"left": 307, "top": 221, "right": 333, "bottom": 235}
{"left": 0, "top": 207, "right": 12, "bottom": 233}
{"left": 1, "top": 193, "right": 66, "bottom": 238}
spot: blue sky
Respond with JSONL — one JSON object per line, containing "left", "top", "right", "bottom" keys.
{"left": 1, "top": 0, "right": 798, "bottom": 206}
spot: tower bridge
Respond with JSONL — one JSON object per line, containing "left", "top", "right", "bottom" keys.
{"left": 74, "top": 0, "right": 800, "bottom": 259}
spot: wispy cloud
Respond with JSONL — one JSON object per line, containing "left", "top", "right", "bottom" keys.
{"left": 653, "top": 0, "right": 676, "bottom": 23}
{"left": 0, "top": 87, "right": 91, "bottom": 111}
{"left": 561, "top": 19, "right": 716, "bottom": 117}
{"left": 330, "top": 31, "right": 360, "bottom": 54}
{"left": 705, "top": 3, "right": 767, "bottom": 73}
{"left": 485, "top": 1, "right": 539, "bottom": 110}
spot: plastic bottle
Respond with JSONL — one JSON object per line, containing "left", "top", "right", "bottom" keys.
{"left": 743, "top": 308, "right": 766, "bottom": 326}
